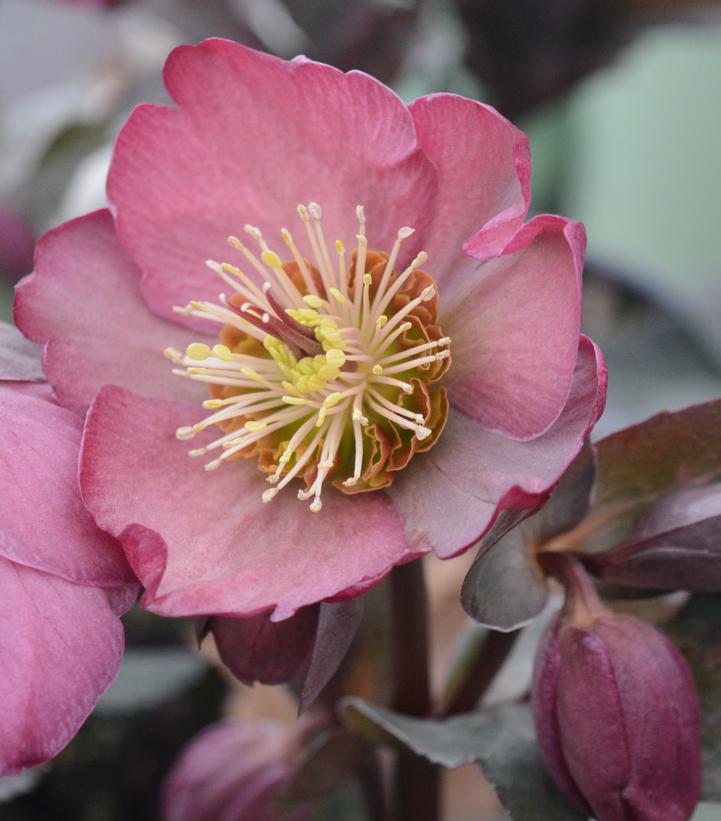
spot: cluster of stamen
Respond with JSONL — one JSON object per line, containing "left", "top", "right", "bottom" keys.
{"left": 165, "top": 203, "right": 450, "bottom": 512}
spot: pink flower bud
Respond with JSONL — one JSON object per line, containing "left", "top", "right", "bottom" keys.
{"left": 161, "top": 719, "right": 312, "bottom": 821}
{"left": 532, "top": 556, "right": 701, "bottom": 821}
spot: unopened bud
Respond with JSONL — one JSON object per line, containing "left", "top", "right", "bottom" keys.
{"left": 161, "top": 716, "right": 316, "bottom": 821}
{"left": 532, "top": 555, "right": 700, "bottom": 821}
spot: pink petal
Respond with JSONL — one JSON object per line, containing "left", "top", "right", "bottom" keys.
{"left": 444, "top": 216, "right": 585, "bottom": 439}
{"left": 0, "top": 385, "right": 135, "bottom": 586}
{"left": 107, "top": 39, "right": 435, "bottom": 329}
{"left": 0, "top": 556, "right": 124, "bottom": 775}
{"left": 14, "top": 209, "right": 209, "bottom": 413}
{"left": 408, "top": 93, "right": 530, "bottom": 281}
{"left": 388, "top": 335, "right": 606, "bottom": 559}
{"left": 79, "top": 386, "right": 409, "bottom": 620}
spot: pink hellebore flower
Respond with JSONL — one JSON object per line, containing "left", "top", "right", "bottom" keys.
{"left": 15, "top": 40, "right": 606, "bottom": 622}
{"left": 0, "top": 379, "right": 137, "bottom": 774}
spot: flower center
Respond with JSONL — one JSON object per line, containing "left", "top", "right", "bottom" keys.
{"left": 166, "top": 203, "right": 450, "bottom": 512}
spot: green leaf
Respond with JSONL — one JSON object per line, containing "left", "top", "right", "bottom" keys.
{"left": 579, "top": 400, "right": 721, "bottom": 554}
{"left": 300, "top": 599, "right": 364, "bottom": 712}
{"left": 461, "top": 527, "right": 548, "bottom": 631}
{"left": 342, "top": 699, "right": 585, "bottom": 820}
{"left": 664, "top": 595, "right": 721, "bottom": 801}
{"left": 692, "top": 802, "right": 721, "bottom": 821}
{"left": 462, "top": 442, "right": 595, "bottom": 629}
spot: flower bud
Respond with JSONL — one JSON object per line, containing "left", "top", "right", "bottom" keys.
{"left": 161, "top": 719, "right": 311, "bottom": 821}
{"left": 532, "top": 556, "right": 701, "bottom": 821}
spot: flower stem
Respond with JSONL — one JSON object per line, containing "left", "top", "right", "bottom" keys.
{"left": 390, "top": 559, "right": 432, "bottom": 715}
{"left": 441, "top": 628, "right": 520, "bottom": 717}
{"left": 389, "top": 559, "right": 439, "bottom": 821}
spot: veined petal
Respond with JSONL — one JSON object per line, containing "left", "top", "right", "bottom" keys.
{"left": 108, "top": 39, "right": 436, "bottom": 330}
{"left": 79, "top": 386, "right": 410, "bottom": 620}
{"left": 408, "top": 93, "right": 530, "bottom": 281}
{"left": 14, "top": 209, "right": 211, "bottom": 412}
{"left": 0, "top": 556, "right": 124, "bottom": 776}
{"left": 443, "top": 216, "right": 585, "bottom": 440}
{"left": 387, "top": 336, "right": 606, "bottom": 559}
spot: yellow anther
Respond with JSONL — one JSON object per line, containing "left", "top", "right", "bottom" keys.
{"left": 245, "top": 420, "right": 268, "bottom": 432}
{"left": 261, "top": 250, "right": 283, "bottom": 269}
{"left": 213, "top": 344, "right": 234, "bottom": 361}
{"left": 325, "top": 348, "right": 345, "bottom": 363}
{"left": 376, "top": 315, "right": 388, "bottom": 328}
{"left": 372, "top": 364, "right": 383, "bottom": 375}
{"left": 282, "top": 395, "right": 311, "bottom": 405}
{"left": 240, "top": 367, "right": 262, "bottom": 381}
{"left": 202, "top": 399, "right": 224, "bottom": 409}
{"left": 186, "top": 342, "right": 212, "bottom": 361}
{"left": 363, "top": 274, "right": 372, "bottom": 286}
{"left": 303, "top": 294, "right": 324, "bottom": 309}
{"left": 329, "top": 287, "right": 348, "bottom": 304}
{"left": 286, "top": 307, "right": 320, "bottom": 325}
{"left": 323, "top": 392, "right": 344, "bottom": 408}
{"left": 335, "top": 239, "right": 345, "bottom": 253}
{"left": 220, "top": 262, "right": 242, "bottom": 276}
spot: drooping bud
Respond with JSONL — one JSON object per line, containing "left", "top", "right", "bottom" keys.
{"left": 532, "top": 555, "right": 701, "bottom": 821}
{"left": 161, "top": 718, "right": 313, "bottom": 821}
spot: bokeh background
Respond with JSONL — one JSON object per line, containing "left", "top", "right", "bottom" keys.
{"left": 1, "top": 1, "right": 721, "bottom": 818}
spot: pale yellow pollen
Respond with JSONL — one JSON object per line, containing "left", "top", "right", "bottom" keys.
{"left": 329, "top": 287, "right": 348, "bottom": 304}
{"left": 186, "top": 342, "right": 212, "bottom": 360}
{"left": 261, "top": 249, "right": 283, "bottom": 269}
{"left": 213, "top": 344, "right": 234, "bottom": 361}
{"left": 169, "top": 202, "right": 450, "bottom": 513}
{"left": 303, "top": 294, "right": 324, "bottom": 309}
